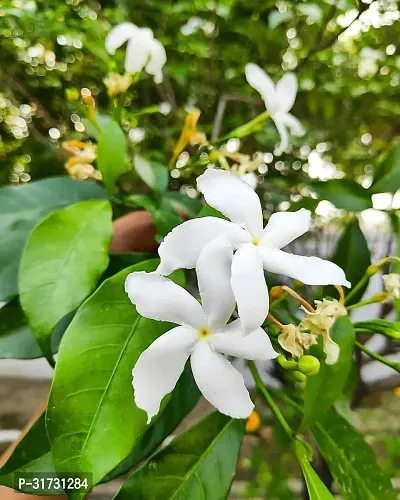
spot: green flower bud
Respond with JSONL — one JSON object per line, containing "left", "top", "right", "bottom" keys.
{"left": 298, "top": 355, "right": 320, "bottom": 376}
{"left": 292, "top": 370, "right": 307, "bottom": 383}
{"left": 277, "top": 354, "right": 298, "bottom": 370}
{"left": 367, "top": 264, "right": 379, "bottom": 276}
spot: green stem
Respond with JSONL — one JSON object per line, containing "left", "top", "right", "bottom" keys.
{"left": 248, "top": 360, "right": 293, "bottom": 439}
{"left": 346, "top": 296, "right": 380, "bottom": 311}
{"left": 212, "top": 110, "right": 270, "bottom": 145}
{"left": 344, "top": 273, "right": 369, "bottom": 305}
{"left": 355, "top": 341, "right": 400, "bottom": 373}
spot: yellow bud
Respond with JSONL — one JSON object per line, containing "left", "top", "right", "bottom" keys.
{"left": 297, "top": 355, "right": 320, "bottom": 376}
{"left": 246, "top": 410, "right": 261, "bottom": 432}
{"left": 375, "top": 291, "right": 388, "bottom": 302}
{"left": 270, "top": 286, "right": 283, "bottom": 300}
{"left": 277, "top": 354, "right": 298, "bottom": 370}
{"left": 292, "top": 371, "right": 307, "bottom": 383}
{"left": 367, "top": 264, "right": 379, "bottom": 276}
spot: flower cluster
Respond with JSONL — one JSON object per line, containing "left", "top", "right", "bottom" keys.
{"left": 279, "top": 298, "right": 347, "bottom": 365}
{"left": 62, "top": 140, "right": 101, "bottom": 181}
{"left": 125, "top": 170, "right": 350, "bottom": 421}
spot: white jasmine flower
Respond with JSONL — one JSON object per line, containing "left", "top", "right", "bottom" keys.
{"left": 382, "top": 273, "right": 400, "bottom": 300}
{"left": 105, "top": 23, "right": 166, "bottom": 83}
{"left": 157, "top": 170, "right": 350, "bottom": 334}
{"left": 126, "top": 238, "right": 277, "bottom": 422}
{"left": 299, "top": 299, "right": 347, "bottom": 365}
{"left": 245, "top": 63, "right": 305, "bottom": 156}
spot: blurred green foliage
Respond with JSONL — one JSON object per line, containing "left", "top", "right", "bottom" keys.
{"left": 1, "top": 0, "right": 399, "bottom": 196}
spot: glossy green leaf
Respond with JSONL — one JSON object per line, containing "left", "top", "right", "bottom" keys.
{"left": 0, "top": 177, "right": 105, "bottom": 302}
{"left": 353, "top": 319, "right": 400, "bottom": 340}
{"left": 298, "top": 458, "right": 335, "bottom": 499}
{"left": 0, "top": 413, "right": 56, "bottom": 494}
{"left": 310, "top": 179, "right": 372, "bottom": 212}
{"left": 19, "top": 199, "right": 112, "bottom": 362}
{"left": 97, "top": 121, "right": 127, "bottom": 195}
{"left": 370, "top": 140, "right": 400, "bottom": 194}
{"left": 104, "top": 365, "right": 200, "bottom": 481}
{"left": 331, "top": 219, "right": 371, "bottom": 304}
{"left": 46, "top": 260, "right": 184, "bottom": 499}
{"left": 113, "top": 412, "right": 245, "bottom": 500}
{"left": 134, "top": 155, "right": 169, "bottom": 192}
{"left": 302, "top": 316, "right": 355, "bottom": 428}
{"left": 294, "top": 440, "right": 335, "bottom": 500}
{"left": 312, "top": 409, "right": 396, "bottom": 500}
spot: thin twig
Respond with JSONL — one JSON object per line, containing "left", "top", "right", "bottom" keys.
{"left": 211, "top": 94, "right": 262, "bottom": 140}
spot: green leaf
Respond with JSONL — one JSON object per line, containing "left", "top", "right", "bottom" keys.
{"left": 113, "top": 412, "right": 245, "bottom": 500}
{"left": 104, "top": 252, "right": 155, "bottom": 280}
{"left": 302, "top": 316, "right": 355, "bottom": 428}
{"left": 370, "top": 140, "right": 400, "bottom": 194}
{"left": 0, "top": 299, "right": 41, "bottom": 359}
{"left": 81, "top": 113, "right": 113, "bottom": 140}
{"left": 104, "top": 365, "right": 200, "bottom": 481}
{"left": 19, "top": 200, "right": 112, "bottom": 362}
{"left": 127, "top": 193, "right": 183, "bottom": 238}
{"left": 0, "top": 177, "right": 105, "bottom": 302}
{"left": 97, "top": 121, "right": 127, "bottom": 195}
{"left": 312, "top": 409, "right": 396, "bottom": 500}
{"left": 0, "top": 299, "right": 73, "bottom": 360}
{"left": 288, "top": 196, "right": 319, "bottom": 213}
{"left": 153, "top": 204, "right": 183, "bottom": 239}
{"left": 197, "top": 205, "right": 227, "bottom": 219}
{"left": 311, "top": 179, "right": 372, "bottom": 211}
{"left": 0, "top": 413, "right": 56, "bottom": 494}
{"left": 353, "top": 319, "right": 400, "bottom": 340}
{"left": 293, "top": 440, "right": 335, "bottom": 500}
{"left": 46, "top": 260, "right": 184, "bottom": 499}
{"left": 331, "top": 219, "right": 371, "bottom": 304}
{"left": 162, "top": 191, "right": 202, "bottom": 217}
{"left": 134, "top": 155, "right": 169, "bottom": 192}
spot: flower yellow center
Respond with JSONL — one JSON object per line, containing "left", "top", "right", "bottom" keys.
{"left": 198, "top": 327, "right": 211, "bottom": 339}
{"left": 252, "top": 237, "right": 261, "bottom": 246}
